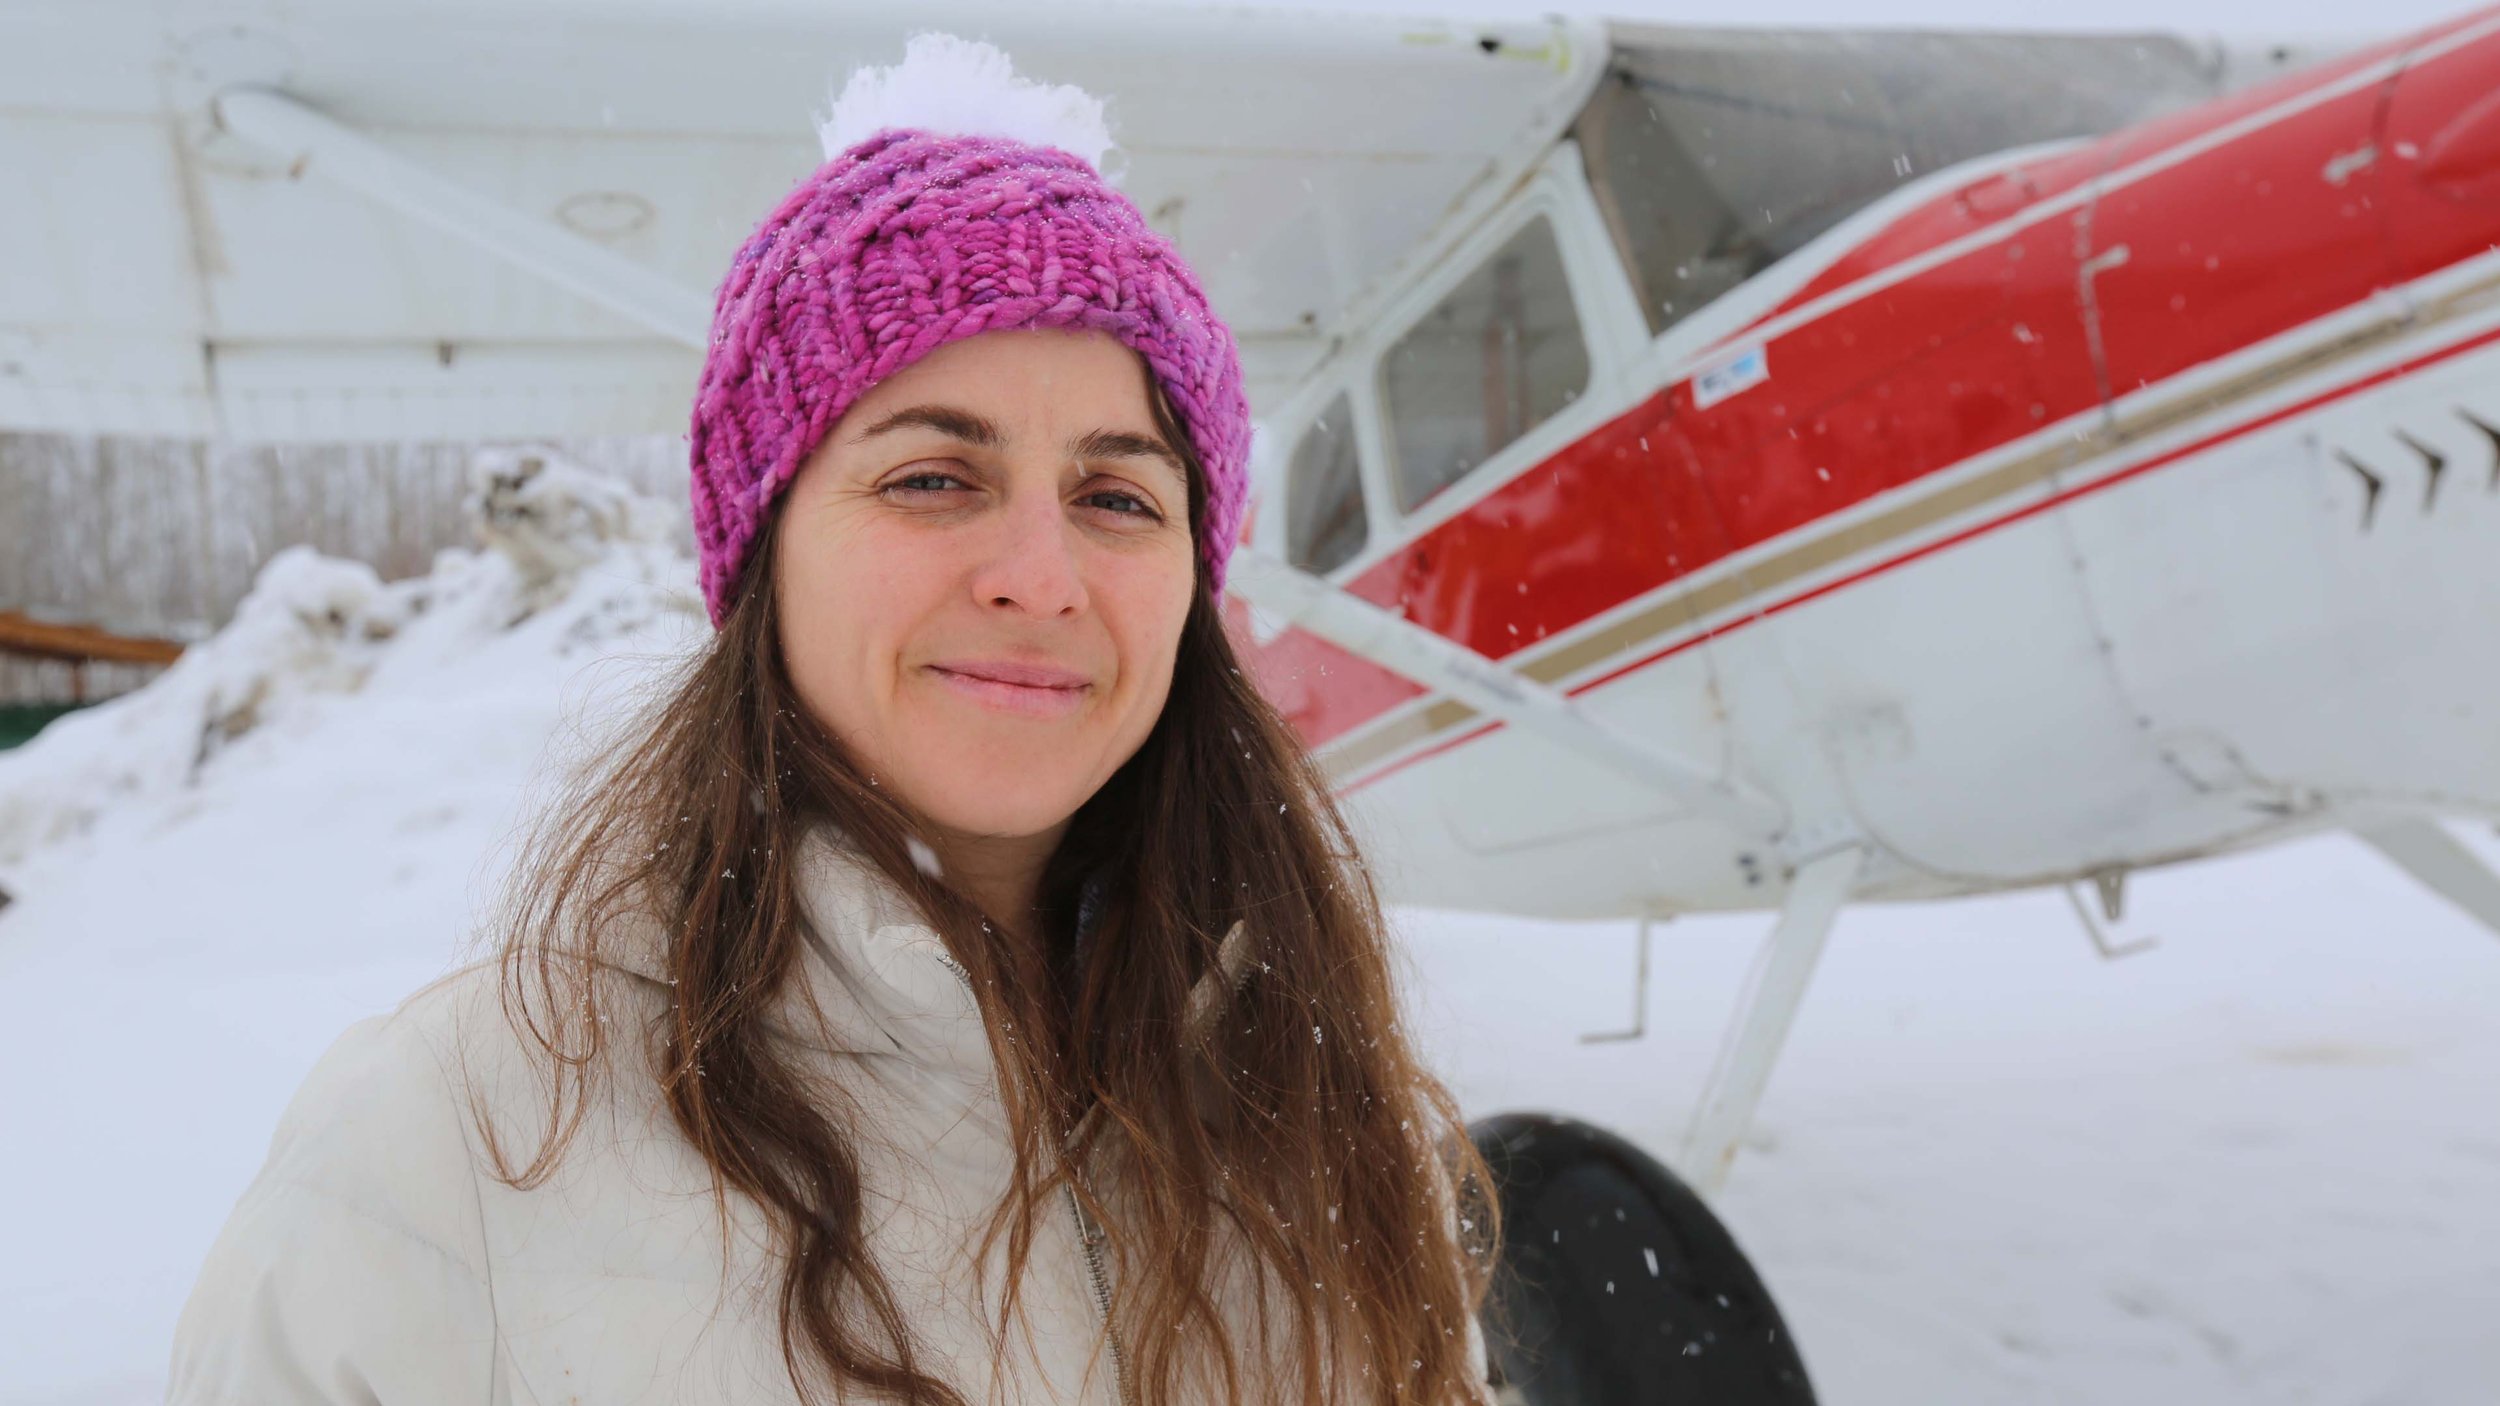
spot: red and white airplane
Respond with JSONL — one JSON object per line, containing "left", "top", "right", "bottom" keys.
{"left": 9, "top": 3, "right": 2500, "bottom": 1392}
{"left": 1227, "top": 8, "right": 2500, "bottom": 1197}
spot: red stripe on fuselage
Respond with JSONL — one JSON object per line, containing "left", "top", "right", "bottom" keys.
{"left": 1341, "top": 313, "right": 2500, "bottom": 794}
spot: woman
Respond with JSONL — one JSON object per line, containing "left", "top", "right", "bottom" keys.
{"left": 169, "top": 36, "right": 1497, "bottom": 1406}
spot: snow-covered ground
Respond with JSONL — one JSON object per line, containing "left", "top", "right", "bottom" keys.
{"left": 1406, "top": 844, "right": 2500, "bottom": 1405}
{"left": 2, "top": 454, "right": 2493, "bottom": 1404}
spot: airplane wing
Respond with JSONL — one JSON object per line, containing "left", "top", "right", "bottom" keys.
{"left": 0, "top": 0, "right": 1607, "bottom": 441}
{"left": 0, "top": 0, "right": 2362, "bottom": 445}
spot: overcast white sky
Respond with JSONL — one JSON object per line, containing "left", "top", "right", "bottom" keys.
{"left": 1178, "top": 0, "right": 2478, "bottom": 41}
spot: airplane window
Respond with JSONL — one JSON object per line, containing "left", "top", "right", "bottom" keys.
{"left": 1285, "top": 393, "right": 1367, "bottom": 574}
{"left": 1575, "top": 29, "right": 2221, "bottom": 336}
{"left": 1380, "top": 216, "right": 1591, "bottom": 513}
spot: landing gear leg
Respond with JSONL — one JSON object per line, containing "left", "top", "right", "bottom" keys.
{"left": 2354, "top": 817, "right": 2500, "bottom": 938}
{"left": 1678, "top": 845, "right": 1866, "bottom": 1197}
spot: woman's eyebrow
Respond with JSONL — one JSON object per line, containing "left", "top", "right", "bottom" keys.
{"left": 1067, "top": 427, "right": 1185, "bottom": 480}
{"left": 851, "top": 404, "right": 1182, "bottom": 479}
{"left": 849, "top": 404, "right": 1003, "bottom": 448}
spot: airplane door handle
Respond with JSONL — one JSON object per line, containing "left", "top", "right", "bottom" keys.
{"left": 2081, "top": 243, "right": 2133, "bottom": 280}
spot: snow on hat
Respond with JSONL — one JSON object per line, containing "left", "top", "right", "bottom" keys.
{"left": 687, "top": 33, "right": 1255, "bottom": 628}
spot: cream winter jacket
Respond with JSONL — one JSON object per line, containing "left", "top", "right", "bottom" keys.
{"left": 167, "top": 822, "right": 1488, "bottom": 1404}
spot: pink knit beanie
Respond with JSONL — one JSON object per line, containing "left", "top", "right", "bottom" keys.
{"left": 686, "top": 44, "right": 1254, "bottom": 628}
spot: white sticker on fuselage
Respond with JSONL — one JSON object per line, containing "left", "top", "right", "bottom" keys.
{"left": 1691, "top": 344, "right": 1770, "bottom": 410}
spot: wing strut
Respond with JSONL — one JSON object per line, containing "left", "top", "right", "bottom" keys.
{"left": 1678, "top": 843, "right": 1865, "bottom": 1196}
{"left": 211, "top": 87, "right": 713, "bottom": 350}
{"left": 2354, "top": 817, "right": 2500, "bottom": 938}
{"left": 1228, "top": 550, "right": 1784, "bottom": 837}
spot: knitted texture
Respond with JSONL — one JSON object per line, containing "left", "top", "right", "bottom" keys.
{"left": 687, "top": 128, "right": 1254, "bottom": 627}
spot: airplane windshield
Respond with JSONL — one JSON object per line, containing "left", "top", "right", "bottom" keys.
{"left": 1576, "top": 28, "right": 2225, "bottom": 336}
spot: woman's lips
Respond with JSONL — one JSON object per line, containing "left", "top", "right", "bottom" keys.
{"left": 922, "top": 660, "right": 1093, "bottom": 718}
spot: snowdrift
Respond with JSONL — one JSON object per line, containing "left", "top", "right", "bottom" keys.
{"left": 0, "top": 445, "right": 702, "bottom": 876}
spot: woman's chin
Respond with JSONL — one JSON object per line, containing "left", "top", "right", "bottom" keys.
{"left": 902, "top": 776, "right": 1095, "bottom": 845}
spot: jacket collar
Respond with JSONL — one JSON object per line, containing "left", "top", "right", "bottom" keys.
{"left": 588, "top": 819, "right": 986, "bottom": 1080}
{"left": 787, "top": 820, "right": 992, "bottom": 1081}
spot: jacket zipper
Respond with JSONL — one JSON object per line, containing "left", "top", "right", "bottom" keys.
{"left": 933, "top": 948, "right": 1132, "bottom": 1406}
{"left": 1062, "top": 1175, "right": 1131, "bottom": 1406}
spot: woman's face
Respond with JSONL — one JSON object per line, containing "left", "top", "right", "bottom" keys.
{"left": 775, "top": 327, "right": 1197, "bottom": 844}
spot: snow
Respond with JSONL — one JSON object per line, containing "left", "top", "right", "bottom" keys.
{"left": 2, "top": 453, "right": 2495, "bottom": 1403}
{"left": 1401, "top": 848, "right": 2500, "bottom": 1404}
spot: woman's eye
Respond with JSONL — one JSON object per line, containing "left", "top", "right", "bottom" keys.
{"left": 882, "top": 468, "right": 967, "bottom": 496}
{"left": 1082, "top": 488, "right": 1162, "bottom": 520}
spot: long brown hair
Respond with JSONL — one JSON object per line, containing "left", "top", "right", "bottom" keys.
{"left": 482, "top": 375, "right": 1498, "bottom": 1405}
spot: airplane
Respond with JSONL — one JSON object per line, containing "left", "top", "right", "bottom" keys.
{"left": 1231, "top": 0, "right": 2500, "bottom": 1194}
{"left": 9, "top": 3, "right": 2500, "bottom": 1398}
{"left": 1214, "top": 12, "right": 2500, "bottom": 1389}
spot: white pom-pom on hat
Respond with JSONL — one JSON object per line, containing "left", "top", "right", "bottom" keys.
{"left": 817, "top": 32, "right": 1121, "bottom": 182}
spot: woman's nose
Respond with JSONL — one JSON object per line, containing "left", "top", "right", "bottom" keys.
{"left": 969, "top": 485, "right": 1088, "bottom": 617}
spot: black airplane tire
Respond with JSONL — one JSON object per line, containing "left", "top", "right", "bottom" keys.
{"left": 1468, "top": 1111, "right": 1816, "bottom": 1405}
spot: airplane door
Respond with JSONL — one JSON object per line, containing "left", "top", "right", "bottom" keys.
{"left": 2037, "top": 37, "right": 2500, "bottom": 822}
{"left": 1688, "top": 154, "right": 2223, "bottom": 882}
{"left": 2037, "top": 61, "right": 2426, "bottom": 838}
